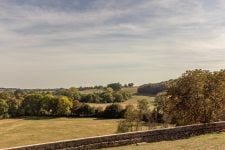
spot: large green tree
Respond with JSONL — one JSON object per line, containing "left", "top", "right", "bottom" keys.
{"left": 166, "top": 69, "right": 225, "bottom": 125}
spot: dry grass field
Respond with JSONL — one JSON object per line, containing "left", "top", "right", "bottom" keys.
{"left": 105, "top": 132, "right": 225, "bottom": 150}
{"left": 0, "top": 117, "right": 120, "bottom": 149}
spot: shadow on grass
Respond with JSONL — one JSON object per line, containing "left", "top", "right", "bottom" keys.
{"left": 134, "top": 93, "right": 156, "bottom": 97}
{"left": 19, "top": 116, "right": 56, "bottom": 120}
{"left": 93, "top": 118, "right": 122, "bottom": 120}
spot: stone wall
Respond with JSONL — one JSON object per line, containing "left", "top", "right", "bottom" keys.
{"left": 4, "top": 121, "right": 225, "bottom": 150}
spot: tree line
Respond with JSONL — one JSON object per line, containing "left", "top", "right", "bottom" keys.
{"left": 137, "top": 81, "right": 168, "bottom": 95}
{"left": 0, "top": 92, "right": 128, "bottom": 118}
{"left": 0, "top": 84, "right": 132, "bottom": 118}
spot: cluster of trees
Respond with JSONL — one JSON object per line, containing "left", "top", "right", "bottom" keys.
{"left": 81, "top": 89, "right": 132, "bottom": 103}
{"left": 0, "top": 86, "right": 133, "bottom": 119}
{"left": 137, "top": 81, "right": 169, "bottom": 95}
{"left": 153, "top": 69, "right": 225, "bottom": 126}
{"left": 78, "top": 82, "right": 134, "bottom": 91}
{"left": 0, "top": 91, "right": 126, "bottom": 118}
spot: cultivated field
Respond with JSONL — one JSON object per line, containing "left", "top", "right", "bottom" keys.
{"left": 0, "top": 118, "right": 120, "bottom": 149}
{"left": 105, "top": 132, "right": 225, "bottom": 150}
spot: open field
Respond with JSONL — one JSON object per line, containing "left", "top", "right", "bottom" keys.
{"left": 0, "top": 117, "right": 120, "bottom": 149}
{"left": 88, "top": 95, "right": 155, "bottom": 109}
{"left": 105, "top": 132, "right": 225, "bottom": 150}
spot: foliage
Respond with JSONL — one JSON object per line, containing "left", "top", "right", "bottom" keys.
{"left": 153, "top": 92, "right": 167, "bottom": 123}
{"left": 54, "top": 87, "right": 81, "bottom": 100}
{"left": 138, "top": 81, "right": 168, "bottom": 95}
{"left": 76, "top": 103, "right": 95, "bottom": 117}
{"left": 81, "top": 93, "right": 100, "bottom": 103}
{"left": 0, "top": 99, "right": 9, "bottom": 118}
{"left": 107, "top": 83, "right": 122, "bottom": 91}
{"left": 54, "top": 96, "right": 72, "bottom": 116}
{"left": 81, "top": 90, "right": 132, "bottom": 103}
{"left": 103, "top": 104, "right": 123, "bottom": 118}
{"left": 6, "top": 98, "right": 21, "bottom": 117}
{"left": 166, "top": 69, "right": 225, "bottom": 125}
{"left": 20, "top": 94, "right": 43, "bottom": 116}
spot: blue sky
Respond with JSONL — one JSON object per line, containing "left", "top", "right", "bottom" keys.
{"left": 1, "top": 0, "right": 225, "bottom": 88}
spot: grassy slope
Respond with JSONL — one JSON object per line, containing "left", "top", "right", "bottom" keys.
{"left": 0, "top": 118, "right": 120, "bottom": 149}
{"left": 105, "top": 132, "right": 225, "bottom": 150}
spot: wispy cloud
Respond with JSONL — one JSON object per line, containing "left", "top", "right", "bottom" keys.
{"left": 1, "top": 0, "right": 225, "bottom": 88}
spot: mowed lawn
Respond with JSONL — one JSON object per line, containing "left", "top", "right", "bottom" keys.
{"left": 0, "top": 117, "right": 120, "bottom": 149}
{"left": 105, "top": 132, "right": 225, "bottom": 150}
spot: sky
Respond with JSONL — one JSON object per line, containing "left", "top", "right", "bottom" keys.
{"left": 1, "top": 0, "right": 225, "bottom": 88}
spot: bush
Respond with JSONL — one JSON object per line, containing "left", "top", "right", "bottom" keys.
{"left": 113, "top": 92, "right": 124, "bottom": 102}
{"left": 76, "top": 104, "right": 95, "bottom": 117}
{"left": 94, "top": 107, "right": 104, "bottom": 117}
{"left": 20, "top": 94, "right": 43, "bottom": 116}
{"left": 103, "top": 104, "right": 123, "bottom": 118}
{"left": 81, "top": 93, "right": 100, "bottom": 103}
{"left": 117, "top": 120, "right": 130, "bottom": 133}
{"left": 138, "top": 82, "right": 167, "bottom": 95}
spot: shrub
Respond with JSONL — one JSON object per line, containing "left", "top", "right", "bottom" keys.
{"left": 103, "top": 104, "right": 123, "bottom": 118}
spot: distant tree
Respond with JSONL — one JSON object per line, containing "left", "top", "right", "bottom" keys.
{"left": 113, "top": 92, "right": 124, "bottom": 102}
{"left": 14, "top": 89, "right": 25, "bottom": 99}
{"left": 137, "top": 99, "right": 151, "bottom": 122}
{"left": 55, "top": 96, "right": 72, "bottom": 116}
{"left": 81, "top": 93, "right": 100, "bottom": 103}
{"left": 20, "top": 94, "right": 43, "bottom": 116}
{"left": 104, "top": 104, "right": 123, "bottom": 118}
{"left": 100, "top": 91, "right": 114, "bottom": 103}
{"left": 94, "top": 106, "right": 104, "bottom": 117}
{"left": 121, "top": 91, "right": 132, "bottom": 100}
{"left": 138, "top": 99, "right": 149, "bottom": 112}
{"left": 7, "top": 99, "right": 20, "bottom": 117}
{"left": 40, "top": 94, "right": 56, "bottom": 115}
{"left": 153, "top": 92, "right": 167, "bottom": 123}
{"left": 117, "top": 105, "right": 142, "bottom": 133}
{"left": 71, "top": 100, "right": 81, "bottom": 116}
{"left": 76, "top": 104, "right": 95, "bottom": 117}
{"left": 138, "top": 82, "right": 167, "bottom": 95}
{"left": 0, "top": 99, "right": 9, "bottom": 118}
{"left": 54, "top": 87, "right": 80, "bottom": 100}
{"left": 107, "top": 83, "right": 122, "bottom": 91}
{"left": 0, "top": 91, "right": 14, "bottom": 100}
{"left": 124, "top": 105, "right": 141, "bottom": 131}
{"left": 128, "top": 83, "right": 134, "bottom": 87}
{"left": 69, "top": 87, "right": 81, "bottom": 100}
